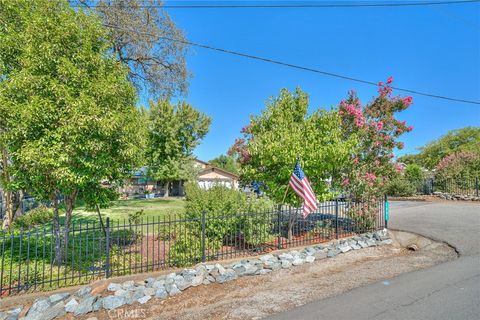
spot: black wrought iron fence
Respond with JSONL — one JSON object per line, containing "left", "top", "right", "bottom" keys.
{"left": 0, "top": 198, "right": 386, "bottom": 296}
{"left": 421, "top": 177, "right": 479, "bottom": 196}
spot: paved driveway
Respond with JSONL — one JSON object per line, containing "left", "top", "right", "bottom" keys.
{"left": 267, "top": 201, "right": 480, "bottom": 320}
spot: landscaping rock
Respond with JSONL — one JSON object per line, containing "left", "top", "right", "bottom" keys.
{"left": 366, "top": 239, "right": 377, "bottom": 247}
{"left": 381, "top": 239, "right": 393, "bottom": 245}
{"left": 338, "top": 245, "right": 352, "bottom": 253}
{"left": 107, "top": 283, "right": 122, "bottom": 292}
{"left": 292, "top": 258, "right": 304, "bottom": 266}
{"left": 155, "top": 287, "right": 168, "bottom": 299}
{"left": 102, "top": 295, "right": 126, "bottom": 310}
{"left": 25, "top": 298, "right": 50, "bottom": 320}
{"left": 75, "top": 295, "right": 98, "bottom": 315}
{"left": 76, "top": 286, "right": 92, "bottom": 298}
{"left": 122, "top": 280, "right": 135, "bottom": 290}
{"left": 1, "top": 307, "right": 22, "bottom": 320}
{"left": 215, "top": 269, "right": 237, "bottom": 284}
{"left": 313, "top": 250, "right": 328, "bottom": 260}
{"left": 305, "top": 255, "right": 315, "bottom": 263}
{"left": 357, "top": 241, "right": 368, "bottom": 248}
{"left": 143, "top": 287, "right": 155, "bottom": 296}
{"left": 191, "top": 275, "right": 204, "bottom": 286}
{"left": 38, "top": 301, "right": 65, "bottom": 320}
{"left": 137, "top": 295, "right": 151, "bottom": 304}
{"left": 281, "top": 260, "right": 292, "bottom": 269}
{"left": 64, "top": 298, "right": 78, "bottom": 313}
{"left": 327, "top": 249, "right": 338, "bottom": 258}
{"left": 49, "top": 293, "right": 70, "bottom": 304}
{"left": 166, "top": 284, "right": 181, "bottom": 296}
{"left": 92, "top": 298, "right": 103, "bottom": 312}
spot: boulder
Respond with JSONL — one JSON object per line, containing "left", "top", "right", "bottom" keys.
{"left": 305, "top": 256, "right": 315, "bottom": 263}
{"left": 25, "top": 298, "right": 50, "bottom": 320}
{"left": 155, "top": 287, "right": 168, "bottom": 299}
{"left": 74, "top": 295, "right": 98, "bottom": 315}
{"left": 102, "top": 296, "right": 126, "bottom": 310}
{"left": 48, "top": 293, "right": 70, "bottom": 304}
{"left": 76, "top": 286, "right": 92, "bottom": 298}
{"left": 64, "top": 298, "right": 78, "bottom": 313}
{"left": 144, "top": 287, "right": 155, "bottom": 296}
{"left": 107, "top": 283, "right": 122, "bottom": 292}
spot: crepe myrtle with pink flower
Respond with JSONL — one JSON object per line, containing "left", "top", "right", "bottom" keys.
{"left": 338, "top": 77, "right": 414, "bottom": 200}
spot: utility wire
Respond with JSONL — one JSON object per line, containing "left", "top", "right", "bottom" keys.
{"left": 75, "top": 0, "right": 480, "bottom": 9}
{"left": 105, "top": 24, "right": 480, "bottom": 105}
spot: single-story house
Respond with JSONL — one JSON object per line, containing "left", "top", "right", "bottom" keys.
{"left": 119, "top": 159, "right": 239, "bottom": 198}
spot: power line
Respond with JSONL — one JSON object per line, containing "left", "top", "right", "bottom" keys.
{"left": 105, "top": 24, "right": 480, "bottom": 105}
{"left": 76, "top": 0, "right": 480, "bottom": 9}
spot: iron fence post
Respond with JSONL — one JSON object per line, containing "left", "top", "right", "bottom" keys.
{"left": 335, "top": 199, "right": 339, "bottom": 240}
{"left": 430, "top": 178, "right": 435, "bottom": 194}
{"left": 105, "top": 217, "right": 110, "bottom": 278}
{"left": 277, "top": 205, "right": 282, "bottom": 249}
{"left": 201, "top": 210, "right": 206, "bottom": 263}
{"left": 384, "top": 194, "right": 389, "bottom": 229}
{"left": 476, "top": 177, "right": 479, "bottom": 197}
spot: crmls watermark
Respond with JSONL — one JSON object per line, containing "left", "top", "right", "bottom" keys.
{"left": 108, "top": 308, "right": 147, "bottom": 319}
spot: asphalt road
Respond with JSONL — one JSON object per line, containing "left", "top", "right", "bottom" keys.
{"left": 267, "top": 201, "right": 480, "bottom": 320}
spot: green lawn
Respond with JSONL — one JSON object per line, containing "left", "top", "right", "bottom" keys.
{"left": 69, "top": 197, "right": 186, "bottom": 225}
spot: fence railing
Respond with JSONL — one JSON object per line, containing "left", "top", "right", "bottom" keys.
{"left": 0, "top": 199, "right": 386, "bottom": 296}
{"left": 419, "top": 177, "right": 479, "bottom": 197}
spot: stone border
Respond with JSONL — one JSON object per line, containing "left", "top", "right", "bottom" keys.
{"left": 432, "top": 191, "right": 480, "bottom": 201}
{"left": 2, "top": 230, "right": 392, "bottom": 320}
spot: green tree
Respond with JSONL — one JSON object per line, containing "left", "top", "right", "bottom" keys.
{"left": 209, "top": 154, "right": 240, "bottom": 175}
{"left": 400, "top": 127, "right": 480, "bottom": 169}
{"left": 230, "top": 88, "right": 358, "bottom": 205}
{"left": 146, "top": 100, "right": 211, "bottom": 196}
{"left": 74, "top": 0, "right": 190, "bottom": 98}
{"left": 0, "top": 0, "right": 144, "bottom": 262}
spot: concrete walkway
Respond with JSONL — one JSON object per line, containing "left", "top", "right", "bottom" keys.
{"left": 267, "top": 201, "right": 480, "bottom": 320}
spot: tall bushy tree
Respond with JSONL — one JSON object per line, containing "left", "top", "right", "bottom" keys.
{"left": 74, "top": 0, "right": 190, "bottom": 98}
{"left": 0, "top": 0, "right": 144, "bottom": 262}
{"left": 401, "top": 127, "right": 480, "bottom": 169}
{"left": 230, "top": 88, "right": 358, "bottom": 205}
{"left": 338, "top": 77, "right": 413, "bottom": 200}
{"left": 146, "top": 100, "right": 210, "bottom": 196}
{"left": 209, "top": 154, "right": 240, "bottom": 174}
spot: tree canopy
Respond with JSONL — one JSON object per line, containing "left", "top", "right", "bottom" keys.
{"left": 400, "top": 127, "right": 480, "bottom": 169}
{"left": 75, "top": 0, "right": 190, "bottom": 99}
{"left": 145, "top": 100, "right": 211, "bottom": 195}
{"left": 209, "top": 154, "right": 240, "bottom": 175}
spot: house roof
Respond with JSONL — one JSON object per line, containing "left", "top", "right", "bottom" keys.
{"left": 198, "top": 165, "right": 239, "bottom": 180}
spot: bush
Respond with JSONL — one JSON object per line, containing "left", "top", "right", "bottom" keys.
{"left": 167, "top": 182, "right": 275, "bottom": 265}
{"left": 13, "top": 205, "right": 53, "bottom": 229}
{"left": 385, "top": 177, "right": 416, "bottom": 197}
{"left": 435, "top": 152, "right": 480, "bottom": 191}
{"left": 404, "top": 164, "right": 424, "bottom": 185}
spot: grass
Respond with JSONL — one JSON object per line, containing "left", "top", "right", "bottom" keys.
{"left": 69, "top": 197, "right": 186, "bottom": 225}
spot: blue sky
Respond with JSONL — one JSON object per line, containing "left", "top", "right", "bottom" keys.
{"left": 163, "top": 1, "right": 480, "bottom": 161}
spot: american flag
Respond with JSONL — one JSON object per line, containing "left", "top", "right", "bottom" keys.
{"left": 289, "top": 161, "right": 318, "bottom": 218}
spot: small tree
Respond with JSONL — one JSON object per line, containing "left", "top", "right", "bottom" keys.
{"left": 338, "top": 77, "right": 413, "bottom": 201}
{"left": 145, "top": 100, "right": 211, "bottom": 196}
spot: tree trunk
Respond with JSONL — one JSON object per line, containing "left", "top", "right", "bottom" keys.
{"left": 62, "top": 190, "right": 78, "bottom": 258}
{"left": 1, "top": 147, "right": 13, "bottom": 230}
{"left": 96, "top": 204, "right": 106, "bottom": 237}
{"left": 52, "top": 193, "right": 63, "bottom": 265}
{"left": 287, "top": 207, "right": 294, "bottom": 241}
{"left": 163, "top": 181, "right": 170, "bottom": 197}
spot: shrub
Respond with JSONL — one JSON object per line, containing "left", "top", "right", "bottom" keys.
{"left": 385, "top": 177, "right": 416, "bottom": 197}
{"left": 13, "top": 205, "right": 53, "bottom": 229}
{"left": 435, "top": 152, "right": 480, "bottom": 191}
{"left": 404, "top": 164, "right": 424, "bottom": 185}
{"left": 167, "top": 182, "right": 275, "bottom": 265}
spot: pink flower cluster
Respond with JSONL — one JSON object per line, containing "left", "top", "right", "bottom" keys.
{"left": 342, "top": 102, "right": 365, "bottom": 127}
{"left": 364, "top": 172, "right": 377, "bottom": 185}
{"left": 342, "top": 178, "right": 350, "bottom": 186}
